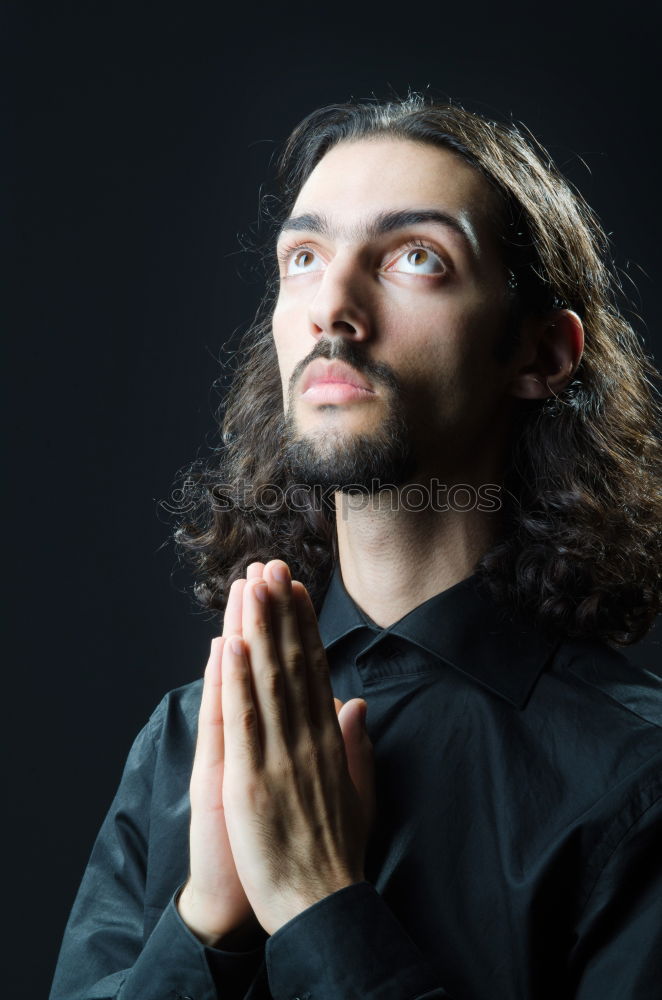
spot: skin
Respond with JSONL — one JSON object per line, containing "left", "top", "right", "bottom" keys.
{"left": 178, "top": 560, "right": 375, "bottom": 944}
{"left": 178, "top": 136, "right": 585, "bottom": 943}
{"left": 274, "top": 137, "right": 584, "bottom": 624}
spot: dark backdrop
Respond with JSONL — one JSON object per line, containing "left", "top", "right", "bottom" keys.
{"left": 7, "top": 3, "right": 660, "bottom": 997}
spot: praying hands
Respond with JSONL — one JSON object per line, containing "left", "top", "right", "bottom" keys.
{"left": 177, "top": 559, "right": 376, "bottom": 946}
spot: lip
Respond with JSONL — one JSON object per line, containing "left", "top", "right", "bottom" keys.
{"left": 301, "top": 382, "right": 376, "bottom": 404}
{"left": 300, "top": 360, "right": 375, "bottom": 396}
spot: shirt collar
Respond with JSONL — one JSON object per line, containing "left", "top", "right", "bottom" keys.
{"left": 318, "top": 562, "right": 563, "bottom": 709}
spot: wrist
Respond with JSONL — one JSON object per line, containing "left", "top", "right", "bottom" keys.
{"left": 177, "top": 883, "right": 263, "bottom": 950}
{"left": 177, "top": 883, "right": 222, "bottom": 946}
{"left": 268, "top": 875, "right": 366, "bottom": 934}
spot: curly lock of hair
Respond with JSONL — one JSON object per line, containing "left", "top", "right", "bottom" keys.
{"left": 166, "top": 93, "right": 662, "bottom": 648}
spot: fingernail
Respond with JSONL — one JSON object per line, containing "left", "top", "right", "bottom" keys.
{"left": 230, "top": 636, "right": 244, "bottom": 655}
{"left": 254, "top": 582, "right": 268, "bottom": 602}
{"left": 272, "top": 563, "right": 290, "bottom": 583}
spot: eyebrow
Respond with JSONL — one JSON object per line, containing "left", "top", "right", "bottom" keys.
{"left": 276, "top": 208, "right": 479, "bottom": 258}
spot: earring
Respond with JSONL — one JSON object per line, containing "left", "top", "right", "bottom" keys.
{"left": 507, "top": 269, "right": 518, "bottom": 292}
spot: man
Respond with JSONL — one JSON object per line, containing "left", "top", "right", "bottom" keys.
{"left": 50, "top": 96, "right": 662, "bottom": 999}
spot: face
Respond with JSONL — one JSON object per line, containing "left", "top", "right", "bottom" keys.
{"left": 272, "top": 136, "right": 518, "bottom": 492}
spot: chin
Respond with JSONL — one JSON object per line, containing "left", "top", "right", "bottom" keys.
{"left": 283, "top": 427, "right": 417, "bottom": 494}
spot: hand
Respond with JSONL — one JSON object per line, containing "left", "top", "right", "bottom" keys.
{"left": 178, "top": 562, "right": 374, "bottom": 947}
{"left": 220, "top": 559, "right": 376, "bottom": 936}
{"left": 177, "top": 564, "right": 261, "bottom": 948}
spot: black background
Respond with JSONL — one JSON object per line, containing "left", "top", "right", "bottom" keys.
{"left": 7, "top": 3, "right": 661, "bottom": 997}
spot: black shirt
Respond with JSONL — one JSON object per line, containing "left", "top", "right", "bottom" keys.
{"left": 50, "top": 564, "right": 662, "bottom": 999}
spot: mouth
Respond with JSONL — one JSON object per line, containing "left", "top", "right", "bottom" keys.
{"left": 300, "top": 359, "right": 376, "bottom": 398}
{"left": 300, "top": 381, "right": 376, "bottom": 404}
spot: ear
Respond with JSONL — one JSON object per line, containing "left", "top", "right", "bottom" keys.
{"left": 509, "top": 309, "right": 584, "bottom": 400}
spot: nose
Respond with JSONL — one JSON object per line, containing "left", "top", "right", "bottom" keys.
{"left": 307, "top": 254, "right": 373, "bottom": 343}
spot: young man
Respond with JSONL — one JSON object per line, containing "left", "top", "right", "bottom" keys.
{"left": 50, "top": 97, "right": 662, "bottom": 999}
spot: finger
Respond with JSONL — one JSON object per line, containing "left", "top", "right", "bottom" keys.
{"left": 223, "top": 564, "right": 263, "bottom": 635}
{"left": 221, "top": 634, "right": 263, "bottom": 774}
{"left": 334, "top": 697, "right": 344, "bottom": 716}
{"left": 223, "top": 579, "right": 247, "bottom": 637}
{"left": 291, "top": 580, "right": 339, "bottom": 736}
{"left": 241, "top": 579, "right": 290, "bottom": 755}
{"left": 263, "top": 560, "right": 312, "bottom": 738}
{"left": 191, "top": 637, "right": 226, "bottom": 803}
{"left": 337, "top": 699, "right": 376, "bottom": 835}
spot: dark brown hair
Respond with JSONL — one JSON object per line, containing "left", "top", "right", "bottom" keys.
{"left": 168, "top": 94, "right": 662, "bottom": 646}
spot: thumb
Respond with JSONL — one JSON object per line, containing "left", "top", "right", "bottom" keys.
{"left": 337, "top": 698, "right": 376, "bottom": 835}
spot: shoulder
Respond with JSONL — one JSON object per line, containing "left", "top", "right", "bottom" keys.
{"left": 508, "top": 636, "right": 662, "bottom": 880}
{"left": 551, "top": 635, "right": 662, "bottom": 730}
{"left": 144, "top": 676, "right": 204, "bottom": 749}
{"left": 529, "top": 635, "right": 662, "bottom": 820}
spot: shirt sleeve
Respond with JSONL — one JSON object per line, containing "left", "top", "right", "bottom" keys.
{"left": 265, "top": 881, "right": 450, "bottom": 999}
{"left": 570, "top": 782, "right": 662, "bottom": 999}
{"left": 49, "top": 700, "right": 267, "bottom": 1000}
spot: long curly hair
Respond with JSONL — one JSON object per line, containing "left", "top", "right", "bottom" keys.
{"left": 168, "top": 94, "right": 662, "bottom": 646}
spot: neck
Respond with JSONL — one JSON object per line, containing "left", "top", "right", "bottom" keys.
{"left": 333, "top": 460, "right": 508, "bottom": 629}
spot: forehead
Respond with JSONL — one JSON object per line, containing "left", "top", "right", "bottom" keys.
{"left": 284, "top": 136, "right": 500, "bottom": 258}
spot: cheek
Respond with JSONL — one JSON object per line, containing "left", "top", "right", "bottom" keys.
{"left": 395, "top": 297, "right": 479, "bottom": 379}
{"left": 401, "top": 299, "right": 503, "bottom": 421}
{"left": 272, "top": 310, "right": 306, "bottom": 406}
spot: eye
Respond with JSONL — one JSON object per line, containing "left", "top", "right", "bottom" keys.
{"left": 387, "top": 241, "right": 446, "bottom": 275}
{"left": 276, "top": 238, "right": 448, "bottom": 278}
{"left": 278, "top": 244, "right": 324, "bottom": 277}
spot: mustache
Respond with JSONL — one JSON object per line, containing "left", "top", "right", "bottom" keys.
{"left": 289, "top": 337, "right": 402, "bottom": 396}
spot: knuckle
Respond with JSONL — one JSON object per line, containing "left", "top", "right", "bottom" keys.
{"left": 237, "top": 706, "right": 257, "bottom": 733}
{"left": 253, "top": 615, "right": 272, "bottom": 639}
{"left": 261, "top": 667, "right": 283, "bottom": 698}
{"left": 273, "top": 587, "right": 292, "bottom": 609}
{"left": 308, "top": 649, "right": 328, "bottom": 675}
{"left": 284, "top": 646, "right": 306, "bottom": 677}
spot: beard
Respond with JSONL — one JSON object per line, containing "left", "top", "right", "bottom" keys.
{"left": 281, "top": 390, "right": 418, "bottom": 494}
{"left": 280, "top": 335, "right": 422, "bottom": 494}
